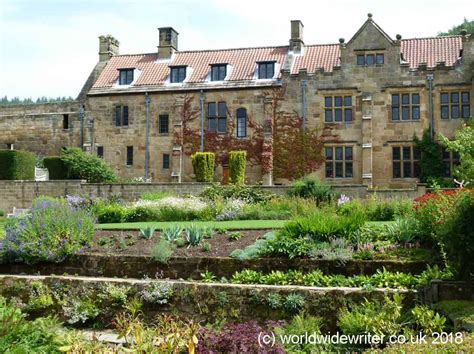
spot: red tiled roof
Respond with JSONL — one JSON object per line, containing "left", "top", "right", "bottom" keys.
{"left": 291, "top": 44, "right": 340, "bottom": 74}
{"left": 92, "top": 46, "right": 288, "bottom": 88}
{"left": 90, "top": 36, "right": 463, "bottom": 91}
{"left": 400, "top": 36, "right": 462, "bottom": 69}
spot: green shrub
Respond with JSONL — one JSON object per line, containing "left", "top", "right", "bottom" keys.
{"left": 124, "top": 206, "right": 161, "bottom": 222}
{"left": 43, "top": 156, "right": 68, "bottom": 179}
{"left": 384, "top": 217, "right": 420, "bottom": 244}
{"left": 438, "top": 191, "right": 474, "bottom": 280}
{"left": 0, "top": 296, "right": 64, "bottom": 352}
{"left": 229, "top": 150, "right": 246, "bottom": 185}
{"left": 93, "top": 202, "right": 126, "bottom": 223}
{"left": 230, "top": 232, "right": 276, "bottom": 260}
{"left": 238, "top": 197, "right": 316, "bottom": 220}
{"left": 288, "top": 176, "right": 333, "bottom": 205}
{"left": 0, "top": 149, "right": 35, "bottom": 180}
{"left": 0, "top": 210, "right": 4, "bottom": 217}
{"left": 0, "top": 197, "right": 95, "bottom": 264}
{"left": 338, "top": 294, "right": 404, "bottom": 337}
{"left": 201, "top": 184, "right": 273, "bottom": 204}
{"left": 151, "top": 239, "right": 175, "bottom": 264}
{"left": 191, "top": 152, "right": 215, "bottom": 182}
{"left": 61, "top": 147, "right": 117, "bottom": 183}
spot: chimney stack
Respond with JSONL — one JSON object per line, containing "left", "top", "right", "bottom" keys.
{"left": 289, "top": 20, "right": 304, "bottom": 54}
{"left": 99, "top": 35, "right": 119, "bottom": 62}
{"left": 158, "top": 27, "right": 179, "bottom": 59}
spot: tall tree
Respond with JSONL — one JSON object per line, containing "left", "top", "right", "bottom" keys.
{"left": 438, "top": 18, "right": 474, "bottom": 35}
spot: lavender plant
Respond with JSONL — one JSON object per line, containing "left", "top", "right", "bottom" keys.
{"left": 0, "top": 196, "right": 95, "bottom": 264}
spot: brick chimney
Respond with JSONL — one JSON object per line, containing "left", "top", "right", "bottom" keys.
{"left": 289, "top": 20, "right": 304, "bottom": 54}
{"left": 158, "top": 27, "right": 179, "bottom": 59}
{"left": 98, "top": 35, "right": 119, "bottom": 62}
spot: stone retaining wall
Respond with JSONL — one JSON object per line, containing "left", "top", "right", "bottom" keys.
{"left": 0, "top": 254, "right": 437, "bottom": 280}
{"left": 0, "top": 180, "right": 426, "bottom": 213}
{"left": 0, "top": 274, "right": 416, "bottom": 329}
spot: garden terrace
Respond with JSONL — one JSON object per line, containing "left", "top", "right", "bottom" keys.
{"left": 0, "top": 254, "right": 438, "bottom": 280}
{"left": 0, "top": 274, "right": 417, "bottom": 330}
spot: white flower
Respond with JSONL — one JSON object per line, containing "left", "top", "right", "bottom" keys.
{"left": 132, "top": 196, "right": 207, "bottom": 211}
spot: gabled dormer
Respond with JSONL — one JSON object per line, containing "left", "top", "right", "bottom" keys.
{"left": 340, "top": 13, "right": 401, "bottom": 69}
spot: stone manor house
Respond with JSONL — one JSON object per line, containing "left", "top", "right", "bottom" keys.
{"left": 1, "top": 15, "right": 472, "bottom": 187}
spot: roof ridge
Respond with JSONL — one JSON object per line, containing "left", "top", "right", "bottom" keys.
{"left": 176, "top": 44, "right": 289, "bottom": 53}
{"left": 402, "top": 35, "right": 462, "bottom": 41}
{"left": 111, "top": 45, "right": 289, "bottom": 58}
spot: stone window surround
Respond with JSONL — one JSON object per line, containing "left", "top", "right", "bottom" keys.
{"left": 114, "top": 105, "right": 129, "bottom": 127}
{"left": 439, "top": 90, "right": 470, "bottom": 120}
{"left": 207, "top": 101, "right": 227, "bottom": 134}
{"left": 391, "top": 145, "right": 420, "bottom": 179}
{"left": 442, "top": 148, "right": 460, "bottom": 178}
{"left": 325, "top": 145, "right": 354, "bottom": 179}
{"left": 355, "top": 52, "right": 385, "bottom": 66}
{"left": 390, "top": 92, "right": 421, "bottom": 121}
{"left": 323, "top": 94, "right": 354, "bottom": 123}
{"left": 159, "top": 114, "right": 169, "bottom": 135}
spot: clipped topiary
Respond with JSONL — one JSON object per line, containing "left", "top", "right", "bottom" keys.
{"left": 229, "top": 150, "right": 246, "bottom": 185}
{"left": 61, "top": 148, "right": 117, "bottom": 183}
{"left": 43, "top": 156, "right": 68, "bottom": 179}
{"left": 0, "top": 149, "right": 35, "bottom": 180}
{"left": 191, "top": 152, "right": 215, "bottom": 182}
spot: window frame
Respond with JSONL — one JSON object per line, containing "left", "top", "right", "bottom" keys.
{"left": 119, "top": 69, "right": 134, "bottom": 85}
{"left": 440, "top": 91, "right": 470, "bottom": 120}
{"left": 115, "top": 105, "right": 129, "bottom": 127}
{"left": 170, "top": 66, "right": 187, "bottom": 83}
{"left": 442, "top": 149, "right": 460, "bottom": 177}
{"left": 162, "top": 153, "right": 170, "bottom": 169}
{"left": 392, "top": 146, "right": 420, "bottom": 179}
{"left": 257, "top": 61, "right": 275, "bottom": 79}
{"left": 158, "top": 114, "right": 169, "bottom": 134}
{"left": 325, "top": 146, "right": 354, "bottom": 179}
{"left": 210, "top": 64, "right": 227, "bottom": 81}
{"left": 324, "top": 95, "right": 353, "bottom": 123}
{"left": 236, "top": 108, "right": 247, "bottom": 138}
{"left": 356, "top": 53, "right": 385, "bottom": 66}
{"left": 391, "top": 93, "right": 420, "bottom": 121}
{"left": 207, "top": 101, "right": 227, "bottom": 134}
{"left": 62, "top": 114, "right": 69, "bottom": 130}
{"left": 126, "top": 146, "right": 133, "bottom": 166}
{"left": 97, "top": 146, "right": 104, "bottom": 158}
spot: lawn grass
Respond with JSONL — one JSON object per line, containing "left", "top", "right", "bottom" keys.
{"left": 97, "top": 220, "right": 288, "bottom": 230}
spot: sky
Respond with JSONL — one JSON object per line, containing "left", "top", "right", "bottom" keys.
{"left": 0, "top": 0, "right": 471, "bottom": 100}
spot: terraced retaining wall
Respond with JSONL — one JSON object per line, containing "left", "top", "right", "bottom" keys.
{"left": 0, "top": 274, "right": 416, "bottom": 330}
{"left": 0, "top": 254, "right": 436, "bottom": 279}
{"left": 0, "top": 180, "right": 426, "bottom": 214}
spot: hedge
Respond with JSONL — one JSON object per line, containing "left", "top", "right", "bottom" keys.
{"left": 61, "top": 148, "right": 117, "bottom": 183}
{"left": 229, "top": 150, "right": 246, "bottom": 185}
{"left": 0, "top": 150, "right": 35, "bottom": 180}
{"left": 43, "top": 156, "right": 69, "bottom": 180}
{"left": 192, "top": 152, "right": 215, "bottom": 182}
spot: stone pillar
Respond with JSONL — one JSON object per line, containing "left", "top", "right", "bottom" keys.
{"left": 361, "top": 93, "right": 373, "bottom": 188}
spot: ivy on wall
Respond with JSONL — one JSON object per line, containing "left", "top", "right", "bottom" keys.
{"left": 414, "top": 130, "right": 445, "bottom": 184}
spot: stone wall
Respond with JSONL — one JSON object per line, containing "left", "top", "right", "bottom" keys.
{"left": 283, "top": 20, "right": 473, "bottom": 188}
{"left": 0, "top": 180, "right": 426, "bottom": 213}
{"left": 0, "top": 274, "right": 416, "bottom": 328}
{"left": 0, "top": 102, "right": 83, "bottom": 155}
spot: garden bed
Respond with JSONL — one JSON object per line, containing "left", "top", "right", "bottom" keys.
{"left": 88, "top": 229, "right": 269, "bottom": 257}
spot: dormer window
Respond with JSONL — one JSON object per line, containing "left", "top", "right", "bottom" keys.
{"left": 258, "top": 62, "right": 275, "bottom": 79}
{"left": 211, "top": 64, "right": 227, "bottom": 81}
{"left": 170, "top": 66, "right": 187, "bottom": 83}
{"left": 119, "top": 69, "right": 134, "bottom": 85}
